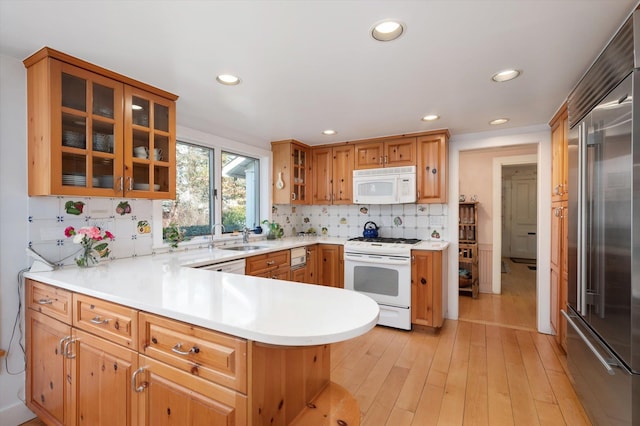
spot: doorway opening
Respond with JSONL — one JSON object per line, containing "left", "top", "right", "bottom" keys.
{"left": 458, "top": 150, "right": 538, "bottom": 331}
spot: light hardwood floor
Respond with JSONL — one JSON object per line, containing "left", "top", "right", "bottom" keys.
{"left": 330, "top": 322, "right": 590, "bottom": 426}
{"left": 459, "top": 258, "right": 537, "bottom": 330}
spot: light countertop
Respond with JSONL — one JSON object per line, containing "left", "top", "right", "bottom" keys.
{"left": 24, "top": 236, "right": 447, "bottom": 346}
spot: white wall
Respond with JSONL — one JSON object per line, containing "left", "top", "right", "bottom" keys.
{"left": 0, "top": 54, "right": 34, "bottom": 424}
{"left": 447, "top": 125, "right": 553, "bottom": 334}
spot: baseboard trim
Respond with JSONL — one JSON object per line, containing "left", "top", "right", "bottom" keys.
{"left": 0, "top": 401, "right": 36, "bottom": 426}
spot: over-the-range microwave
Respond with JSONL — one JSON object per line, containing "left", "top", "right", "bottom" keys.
{"left": 353, "top": 165, "right": 416, "bottom": 204}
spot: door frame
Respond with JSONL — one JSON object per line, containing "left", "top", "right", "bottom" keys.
{"left": 447, "top": 125, "right": 552, "bottom": 334}
{"left": 492, "top": 154, "right": 537, "bottom": 294}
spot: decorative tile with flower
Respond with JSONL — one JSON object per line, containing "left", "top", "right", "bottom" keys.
{"left": 64, "top": 226, "right": 114, "bottom": 267}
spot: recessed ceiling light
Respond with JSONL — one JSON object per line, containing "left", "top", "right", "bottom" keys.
{"left": 421, "top": 114, "right": 440, "bottom": 122}
{"left": 216, "top": 74, "right": 241, "bottom": 85}
{"left": 371, "top": 20, "right": 405, "bottom": 41}
{"left": 491, "top": 69, "right": 521, "bottom": 82}
{"left": 489, "top": 118, "right": 509, "bottom": 125}
{"left": 322, "top": 129, "right": 337, "bottom": 136}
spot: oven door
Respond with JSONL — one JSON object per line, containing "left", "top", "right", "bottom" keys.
{"left": 344, "top": 252, "right": 411, "bottom": 308}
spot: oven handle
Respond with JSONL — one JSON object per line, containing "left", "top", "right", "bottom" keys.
{"left": 344, "top": 253, "right": 410, "bottom": 265}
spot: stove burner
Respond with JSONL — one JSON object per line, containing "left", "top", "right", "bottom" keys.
{"left": 348, "top": 237, "right": 421, "bottom": 245}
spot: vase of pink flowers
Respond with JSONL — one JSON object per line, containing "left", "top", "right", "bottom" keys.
{"left": 65, "top": 226, "right": 114, "bottom": 267}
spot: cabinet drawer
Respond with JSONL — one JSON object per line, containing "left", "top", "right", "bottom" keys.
{"left": 139, "top": 312, "right": 248, "bottom": 393}
{"left": 26, "top": 279, "right": 72, "bottom": 324}
{"left": 73, "top": 293, "right": 138, "bottom": 349}
{"left": 245, "top": 250, "right": 290, "bottom": 276}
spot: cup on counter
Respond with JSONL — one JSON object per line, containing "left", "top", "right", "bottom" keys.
{"left": 134, "top": 146, "right": 148, "bottom": 158}
{"left": 153, "top": 148, "right": 162, "bottom": 161}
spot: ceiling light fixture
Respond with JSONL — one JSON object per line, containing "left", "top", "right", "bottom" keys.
{"left": 421, "top": 114, "right": 440, "bottom": 122}
{"left": 489, "top": 118, "right": 509, "bottom": 125}
{"left": 371, "top": 20, "right": 405, "bottom": 41}
{"left": 491, "top": 69, "right": 521, "bottom": 82}
{"left": 322, "top": 129, "right": 337, "bottom": 136}
{"left": 216, "top": 74, "right": 241, "bottom": 85}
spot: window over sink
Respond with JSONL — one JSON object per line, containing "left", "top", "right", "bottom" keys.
{"left": 162, "top": 142, "right": 261, "bottom": 240}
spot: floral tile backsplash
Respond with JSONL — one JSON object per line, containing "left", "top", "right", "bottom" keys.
{"left": 271, "top": 203, "right": 448, "bottom": 241}
{"left": 27, "top": 196, "right": 448, "bottom": 267}
{"left": 28, "top": 196, "right": 154, "bottom": 267}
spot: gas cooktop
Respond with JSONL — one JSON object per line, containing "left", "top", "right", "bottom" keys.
{"left": 347, "top": 237, "right": 421, "bottom": 245}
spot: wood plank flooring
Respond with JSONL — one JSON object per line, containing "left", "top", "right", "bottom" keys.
{"left": 459, "top": 258, "right": 537, "bottom": 330}
{"left": 330, "top": 322, "right": 590, "bottom": 425}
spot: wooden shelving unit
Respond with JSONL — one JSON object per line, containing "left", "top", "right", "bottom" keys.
{"left": 459, "top": 202, "right": 479, "bottom": 298}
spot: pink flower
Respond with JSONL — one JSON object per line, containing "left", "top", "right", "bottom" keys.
{"left": 104, "top": 231, "right": 114, "bottom": 240}
{"left": 64, "top": 226, "right": 75, "bottom": 237}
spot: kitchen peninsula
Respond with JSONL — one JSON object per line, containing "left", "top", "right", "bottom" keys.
{"left": 23, "top": 242, "right": 381, "bottom": 426}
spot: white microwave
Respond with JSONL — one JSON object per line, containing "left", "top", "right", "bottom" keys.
{"left": 353, "top": 166, "right": 416, "bottom": 204}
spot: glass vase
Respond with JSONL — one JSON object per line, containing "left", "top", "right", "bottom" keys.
{"left": 75, "top": 245, "right": 99, "bottom": 267}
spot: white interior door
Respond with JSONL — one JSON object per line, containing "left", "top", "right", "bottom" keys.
{"left": 510, "top": 177, "right": 537, "bottom": 259}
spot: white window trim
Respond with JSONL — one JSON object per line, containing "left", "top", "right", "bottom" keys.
{"left": 152, "top": 125, "right": 272, "bottom": 249}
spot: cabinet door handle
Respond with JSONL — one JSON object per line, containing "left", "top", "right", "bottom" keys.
{"left": 58, "top": 336, "right": 71, "bottom": 356}
{"left": 171, "top": 343, "right": 199, "bottom": 356}
{"left": 119, "top": 176, "right": 124, "bottom": 191}
{"left": 127, "top": 177, "right": 133, "bottom": 192}
{"left": 432, "top": 167, "right": 437, "bottom": 175}
{"left": 131, "top": 367, "right": 148, "bottom": 393}
{"left": 37, "top": 298, "right": 53, "bottom": 305}
{"left": 63, "top": 338, "right": 78, "bottom": 359}
{"left": 421, "top": 277, "right": 427, "bottom": 285}
{"left": 90, "top": 316, "right": 111, "bottom": 325}
{"left": 291, "top": 192, "right": 297, "bottom": 201}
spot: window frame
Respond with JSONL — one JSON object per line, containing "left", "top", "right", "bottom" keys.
{"left": 152, "top": 130, "right": 271, "bottom": 249}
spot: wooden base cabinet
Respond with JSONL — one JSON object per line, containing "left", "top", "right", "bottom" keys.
{"left": 71, "top": 329, "right": 139, "bottom": 426}
{"left": 137, "top": 356, "right": 247, "bottom": 426}
{"left": 317, "top": 244, "right": 343, "bottom": 288}
{"left": 26, "top": 309, "right": 72, "bottom": 426}
{"left": 411, "top": 250, "right": 446, "bottom": 328}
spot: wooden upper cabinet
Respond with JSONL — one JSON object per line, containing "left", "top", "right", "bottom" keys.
{"left": 550, "top": 104, "right": 568, "bottom": 201}
{"left": 271, "top": 139, "right": 310, "bottom": 205}
{"left": 24, "top": 47, "right": 178, "bottom": 199}
{"left": 311, "top": 145, "right": 354, "bottom": 205}
{"left": 354, "top": 137, "right": 416, "bottom": 169}
{"left": 416, "top": 131, "right": 449, "bottom": 203}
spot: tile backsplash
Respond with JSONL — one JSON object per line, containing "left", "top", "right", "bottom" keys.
{"left": 28, "top": 196, "right": 155, "bottom": 266}
{"left": 272, "top": 203, "right": 448, "bottom": 240}
{"left": 28, "top": 196, "right": 448, "bottom": 267}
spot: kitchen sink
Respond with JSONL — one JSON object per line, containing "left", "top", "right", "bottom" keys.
{"left": 219, "top": 245, "right": 266, "bottom": 251}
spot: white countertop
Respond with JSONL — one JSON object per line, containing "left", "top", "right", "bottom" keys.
{"left": 24, "top": 236, "right": 447, "bottom": 346}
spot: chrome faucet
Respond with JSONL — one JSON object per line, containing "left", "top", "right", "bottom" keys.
{"left": 209, "top": 223, "right": 225, "bottom": 248}
{"left": 242, "top": 227, "right": 251, "bottom": 244}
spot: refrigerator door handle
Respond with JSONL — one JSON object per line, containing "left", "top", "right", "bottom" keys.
{"left": 576, "top": 122, "right": 587, "bottom": 314}
{"left": 561, "top": 309, "right": 615, "bottom": 375}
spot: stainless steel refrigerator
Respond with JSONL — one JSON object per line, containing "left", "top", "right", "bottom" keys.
{"left": 565, "top": 9, "right": 640, "bottom": 426}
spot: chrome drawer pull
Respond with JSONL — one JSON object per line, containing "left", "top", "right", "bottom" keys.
{"left": 37, "top": 298, "right": 53, "bottom": 305}
{"left": 171, "top": 343, "right": 199, "bottom": 356}
{"left": 90, "top": 316, "right": 110, "bottom": 325}
{"left": 266, "top": 260, "right": 275, "bottom": 265}
{"left": 131, "top": 367, "right": 148, "bottom": 393}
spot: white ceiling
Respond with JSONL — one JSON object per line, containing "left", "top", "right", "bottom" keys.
{"left": 1, "top": 0, "right": 637, "bottom": 149}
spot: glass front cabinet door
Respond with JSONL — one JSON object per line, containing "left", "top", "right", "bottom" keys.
{"left": 24, "top": 47, "right": 177, "bottom": 199}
